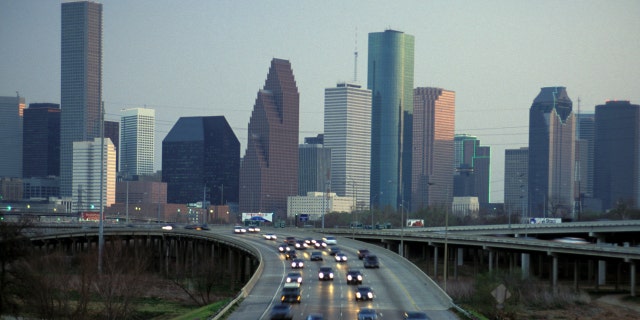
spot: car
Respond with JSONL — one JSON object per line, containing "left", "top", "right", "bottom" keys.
{"left": 161, "top": 224, "right": 174, "bottom": 230}
{"left": 335, "top": 252, "right": 348, "bottom": 262}
{"left": 264, "top": 233, "right": 278, "bottom": 240}
{"left": 285, "top": 250, "right": 297, "bottom": 260}
{"left": 355, "top": 286, "right": 374, "bottom": 301}
{"left": 233, "top": 226, "right": 247, "bottom": 234}
{"left": 305, "top": 314, "right": 324, "bottom": 320}
{"left": 327, "top": 245, "right": 341, "bottom": 256}
{"left": 322, "top": 235, "right": 337, "bottom": 245}
{"left": 285, "top": 236, "right": 296, "bottom": 245}
{"left": 270, "top": 304, "right": 293, "bottom": 320}
{"left": 357, "top": 308, "right": 378, "bottom": 320}
{"left": 304, "top": 237, "right": 313, "bottom": 245}
{"left": 403, "top": 311, "right": 431, "bottom": 319}
{"left": 314, "top": 240, "right": 327, "bottom": 249}
{"left": 318, "top": 266, "right": 334, "bottom": 281}
{"left": 357, "top": 249, "right": 370, "bottom": 260}
{"left": 553, "top": 237, "right": 590, "bottom": 244}
{"left": 291, "top": 258, "right": 305, "bottom": 269}
{"left": 294, "top": 240, "right": 309, "bottom": 250}
{"left": 310, "top": 251, "right": 323, "bottom": 261}
{"left": 248, "top": 225, "right": 261, "bottom": 232}
{"left": 278, "top": 244, "right": 291, "bottom": 253}
{"left": 286, "top": 272, "right": 303, "bottom": 284}
{"left": 346, "top": 269, "right": 363, "bottom": 284}
{"left": 281, "top": 283, "right": 301, "bottom": 303}
{"left": 363, "top": 255, "right": 380, "bottom": 268}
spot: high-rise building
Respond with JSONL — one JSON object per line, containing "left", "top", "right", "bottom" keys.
{"left": 298, "top": 136, "right": 331, "bottom": 196}
{"left": 368, "top": 29, "right": 414, "bottom": 210}
{"left": 60, "top": 1, "right": 103, "bottom": 198}
{"left": 72, "top": 137, "right": 116, "bottom": 212}
{"left": 162, "top": 116, "right": 240, "bottom": 206}
{"left": 104, "top": 120, "right": 119, "bottom": 174}
{"left": 240, "top": 58, "right": 299, "bottom": 218}
{"left": 504, "top": 147, "right": 529, "bottom": 218}
{"left": 324, "top": 82, "right": 371, "bottom": 210}
{"left": 528, "top": 87, "right": 575, "bottom": 217}
{"left": 0, "top": 95, "right": 25, "bottom": 178}
{"left": 23, "top": 103, "right": 60, "bottom": 179}
{"left": 453, "top": 134, "right": 491, "bottom": 205}
{"left": 411, "top": 87, "right": 455, "bottom": 211}
{"left": 120, "top": 108, "right": 155, "bottom": 176}
{"left": 594, "top": 101, "right": 640, "bottom": 211}
{"left": 576, "top": 113, "right": 595, "bottom": 199}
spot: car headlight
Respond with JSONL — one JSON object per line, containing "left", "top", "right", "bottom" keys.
{"left": 367, "top": 292, "right": 373, "bottom": 298}
{"left": 329, "top": 273, "right": 334, "bottom": 278}
{"left": 286, "top": 277, "right": 291, "bottom": 282}
{"left": 297, "top": 277, "right": 302, "bottom": 283}
{"left": 357, "top": 275, "right": 362, "bottom": 280}
{"left": 299, "top": 262, "right": 304, "bottom": 267}
{"left": 319, "top": 272, "right": 324, "bottom": 278}
{"left": 347, "top": 275, "right": 353, "bottom": 280}
{"left": 356, "top": 292, "right": 362, "bottom": 298}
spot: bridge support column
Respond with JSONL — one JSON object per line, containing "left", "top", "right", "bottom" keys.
{"left": 574, "top": 260, "right": 579, "bottom": 291}
{"left": 433, "top": 246, "right": 439, "bottom": 279}
{"left": 550, "top": 254, "right": 558, "bottom": 293}
{"left": 630, "top": 261, "right": 636, "bottom": 297}
{"left": 598, "top": 260, "right": 607, "bottom": 286}
{"left": 488, "top": 250, "right": 494, "bottom": 272}
{"left": 521, "top": 253, "right": 530, "bottom": 279}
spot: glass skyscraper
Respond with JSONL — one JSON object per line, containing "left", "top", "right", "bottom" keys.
{"left": 60, "top": 1, "right": 103, "bottom": 198}
{"left": 0, "top": 96, "right": 25, "bottom": 178}
{"left": 368, "top": 30, "right": 414, "bottom": 211}
{"left": 528, "top": 87, "right": 575, "bottom": 217}
{"left": 23, "top": 103, "right": 60, "bottom": 179}
{"left": 120, "top": 108, "right": 155, "bottom": 176}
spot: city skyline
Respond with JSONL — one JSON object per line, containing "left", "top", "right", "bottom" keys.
{"left": 1, "top": 1, "right": 639, "bottom": 202}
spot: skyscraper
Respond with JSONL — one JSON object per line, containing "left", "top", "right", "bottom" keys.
{"left": 504, "top": 147, "right": 528, "bottom": 218}
{"left": 72, "top": 137, "right": 116, "bottom": 212}
{"left": 0, "top": 95, "right": 25, "bottom": 178}
{"left": 104, "top": 120, "right": 119, "bottom": 174}
{"left": 162, "top": 116, "right": 240, "bottom": 206}
{"left": 594, "top": 100, "right": 640, "bottom": 211}
{"left": 324, "top": 82, "right": 371, "bottom": 209}
{"left": 453, "top": 134, "right": 491, "bottom": 205}
{"left": 298, "top": 136, "right": 331, "bottom": 196}
{"left": 240, "top": 58, "right": 299, "bottom": 218}
{"left": 411, "top": 87, "right": 455, "bottom": 211}
{"left": 23, "top": 103, "right": 60, "bottom": 178}
{"left": 368, "top": 30, "right": 414, "bottom": 210}
{"left": 121, "top": 108, "right": 155, "bottom": 176}
{"left": 60, "top": 1, "right": 103, "bottom": 198}
{"left": 575, "top": 113, "right": 595, "bottom": 199}
{"left": 528, "top": 87, "right": 575, "bottom": 217}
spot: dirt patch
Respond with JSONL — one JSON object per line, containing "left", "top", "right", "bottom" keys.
{"left": 511, "top": 294, "right": 640, "bottom": 320}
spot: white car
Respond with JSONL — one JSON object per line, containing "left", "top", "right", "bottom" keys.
{"left": 234, "top": 226, "right": 247, "bottom": 234}
{"left": 322, "top": 235, "right": 337, "bottom": 245}
{"left": 248, "top": 226, "right": 261, "bottom": 232}
{"left": 263, "top": 233, "right": 277, "bottom": 240}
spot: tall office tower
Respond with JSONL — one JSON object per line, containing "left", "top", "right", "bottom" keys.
{"left": 298, "top": 136, "right": 331, "bottom": 196}
{"left": 60, "top": 1, "right": 103, "bottom": 198}
{"left": 240, "top": 58, "right": 299, "bottom": 217}
{"left": 576, "top": 113, "right": 595, "bottom": 200}
{"left": 72, "top": 137, "right": 116, "bottom": 212}
{"left": 412, "top": 87, "right": 455, "bottom": 211}
{"left": 23, "top": 103, "right": 61, "bottom": 178}
{"left": 324, "top": 82, "right": 372, "bottom": 210}
{"left": 594, "top": 101, "right": 640, "bottom": 211}
{"left": 528, "top": 87, "right": 575, "bottom": 217}
{"left": 120, "top": 108, "right": 155, "bottom": 176}
{"left": 0, "top": 96, "right": 25, "bottom": 178}
{"left": 104, "top": 120, "right": 119, "bottom": 174}
{"left": 162, "top": 116, "right": 240, "bottom": 205}
{"left": 453, "top": 134, "right": 491, "bottom": 205}
{"left": 368, "top": 30, "right": 414, "bottom": 211}
{"left": 504, "top": 147, "right": 529, "bottom": 217}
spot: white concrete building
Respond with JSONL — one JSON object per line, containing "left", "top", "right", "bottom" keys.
{"left": 287, "top": 192, "right": 355, "bottom": 221}
{"left": 72, "top": 138, "right": 116, "bottom": 212}
{"left": 452, "top": 196, "right": 480, "bottom": 218}
{"left": 120, "top": 108, "right": 155, "bottom": 175}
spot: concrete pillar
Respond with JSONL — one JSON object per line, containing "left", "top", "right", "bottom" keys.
{"left": 631, "top": 261, "right": 636, "bottom": 297}
{"left": 521, "top": 253, "right": 530, "bottom": 279}
{"left": 551, "top": 254, "right": 558, "bottom": 293}
{"left": 433, "top": 246, "right": 439, "bottom": 279}
{"left": 598, "top": 260, "right": 606, "bottom": 286}
{"left": 574, "top": 260, "right": 579, "bottom": 291}
{"left": 457, "top": 248, "right": 464, "bottom": 266}
{"left": 489, "top": 250, "right": 494, "bottom": 272}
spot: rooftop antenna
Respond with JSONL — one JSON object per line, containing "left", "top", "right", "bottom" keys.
{"left": 353, "top": 27, "right": 358, "bottom": 83}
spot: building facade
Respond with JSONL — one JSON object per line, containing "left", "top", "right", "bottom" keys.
{"left": 298, "top": 139, "right": 331, "bottom": 196}
{"left": 411, "top": 87, "right": 455, "bottom": 211}
{"left": 71, "top": 137, "right": 116, "bottom": 212}
{"left": 594, "top": 101, "right": 640, "bottom": 211}
{"left": 453, "top": 134, "right": 491, "bottom": 205}
{"left": 287, "top": 192, "right": 354, "bottom": 221}
{"left": 576, "top": 113, "right": 595, "bottom": 213}
{"left": 239, "top": 59, "right": 299, "bottom": 219}
{"left": 0, "top": 96, "right": 25, "bottom": 178}
{"left": 368, "top": 30, "right": 414, "bottom": 211}
{"left": 120, "top": 108, "right": 155, "bottom": 176}
{"left": 528, "top": 87, "right": 575, "bottom": 217}
{"left": 23, "top": 103, "right": 60, "bottom": 179}
{"left": 60, "top": 1, "right": 103, "bottom": 198}
{"left": 504, "top": 147, "right": 529, "bottom": 218}
{"left": 162, "top": 116, "right": 240, "bottom": 206}
{"left": 324, "top": 82, "right": 371, "bottom": 210}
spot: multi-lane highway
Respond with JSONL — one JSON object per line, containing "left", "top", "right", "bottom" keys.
{"left": 225, "top": 228, "right": 456, "bottom": 320}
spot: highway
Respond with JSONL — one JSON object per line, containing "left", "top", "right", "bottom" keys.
{"left": 225, "top": 229, "right": 456, "bottom": 320}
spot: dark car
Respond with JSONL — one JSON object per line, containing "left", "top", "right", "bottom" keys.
{"left": 285, "top": 236, "right": 296, "bottom": 245}
{"left": 357, "top": 308, "right": 378, "bottom": 320}
{"left": 278, "top": 244, "right": 291, "bottom": 253}
{"left": 305, "top": 314, "right": 324, "bottom": 320}
{"left": 318, "top": 266, "right": 334, "bottom": 281}
{"left": 355, "top": 286, "right": 374, "bottom": 301}
{"left": 357, "top": 249, "right": 370, "bottom": 260}
{"left": 281, "top": 283, "right": 301, "bottom": 303}
{"left": 285, "top": 250, "right": 297, "bottom": 260}
{"left": 363, "top": 255, "right": 380, "bottom": 268}
{"left": 403, "top": 311, "right": 430, "bottom": 319}
{"left": 290, "top": 258, "right": 305, "bottom": 269}
{"left": 310, "top": 251, "right": 323, "bottom": 261}
{"left": 286, "top": 272, "right": 303, "bottom": 284}
{"left": 346, "top": 269, "right": 363, "bottom": 284}
{"left": 270, "top": 303, "right": 293, "bottom": 320}
{"left": 294, "top": 240, "right": 308, "bottom": 250}
{"left": 327, "top": 245, "right": 341, "bottom": 256}
{"left": 314, "top": 240, "right": 327, "bottom": 249}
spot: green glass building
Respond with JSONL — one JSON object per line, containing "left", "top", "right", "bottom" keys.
{"left": 368, "top": 30, "right": 415, "bottom": 211}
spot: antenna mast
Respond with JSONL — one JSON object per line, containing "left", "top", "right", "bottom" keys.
{"left": 353, "top": 27, "right": 358, "bottom": 82}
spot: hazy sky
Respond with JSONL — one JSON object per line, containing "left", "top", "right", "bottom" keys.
{"left": 1, "top": 0, "right": 639, "bottom": 203}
